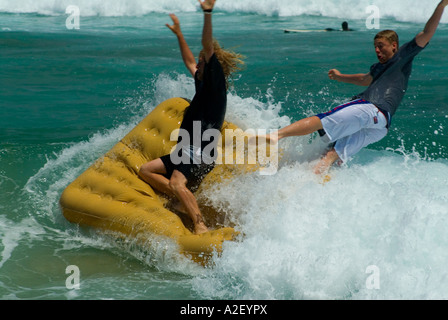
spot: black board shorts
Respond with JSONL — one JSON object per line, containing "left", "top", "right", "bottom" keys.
{"left": 160, "top": 153, "right": 215, "bottom": 193}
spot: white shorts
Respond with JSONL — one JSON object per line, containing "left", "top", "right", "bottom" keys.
{"left": 317, "top": 99, "right": 388, "bottom": 162}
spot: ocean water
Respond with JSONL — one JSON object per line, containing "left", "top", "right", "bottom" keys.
{"left": 1, "top": 0, "right": 448, "bottom": 300}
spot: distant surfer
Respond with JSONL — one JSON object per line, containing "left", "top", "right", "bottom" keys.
{"left": 267, "top": 0, "right": 448, "bottom": 175}
{"left": 326, "top": 21, "right": 353, "bottom": 32}
{"left": 285, "top": 21, "right": 353, "bottom": 33}
{"left": 138, "top": 0, "right": 244, "bottom": 234}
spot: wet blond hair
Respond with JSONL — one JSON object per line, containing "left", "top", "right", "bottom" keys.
{"left": 200, "top": 39, "right": 245, "bottom": 88}
{"left": 374, "top": 30, "right": 399, "bottom": 47}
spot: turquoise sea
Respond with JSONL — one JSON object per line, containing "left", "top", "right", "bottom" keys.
{"left": 1, "top": 0, "right": 448, "bottom": 301}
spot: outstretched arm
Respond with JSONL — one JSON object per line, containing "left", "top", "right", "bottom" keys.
{"left": 328, "top": 69, "right": 373, "bottom": 86}
{"left": 166, "top": 14, "right": 197, "bottom": 77}
{"left": 198, "top": 0, "right": 216, "bottom": 63}
{"left": 415, "top": 0, "right": 448, "bottom": 48}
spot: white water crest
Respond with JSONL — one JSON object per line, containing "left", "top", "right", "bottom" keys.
{"left": 1, "top": 0, "right": 447, "bottom": 23}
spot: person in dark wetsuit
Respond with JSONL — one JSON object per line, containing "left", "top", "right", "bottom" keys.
{"left": 139, "top": 0, "right": 244, "bottom": 234}
{"left": 262, "top": 0, "right": 448, "bottom": 175}
{"left": 325, "top": 21, "right": 353, "bottom": 32}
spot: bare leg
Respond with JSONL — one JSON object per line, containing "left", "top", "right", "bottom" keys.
{"left": 169, "top": 170, "right": 208, "bottom": 234}
{"left": 271, "top": 116, "right": 324, "bottom": 142}
{"left": 139, "top": 160, "right": 208, "bottom": 234}
{"left": 138, "top": 158, "right": 188, "bottom": 214}
{"left": 252, "top": 116, "right": 324, "bottom": 146}
{"left": 139, "top": 158, "right": 174, "bottom": 196}
{"left": 139, "top": 159, "right": 187, "bottom": 213}
{"left": 314, "top": 148, "right": 340, "bottom": 175}
{"left": 253, "top": 116, "right": 338, "bottom": 176}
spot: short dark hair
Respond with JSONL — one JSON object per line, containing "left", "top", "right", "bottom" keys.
{"left": 374, "top": 30, "right": 399, "bottom": 47}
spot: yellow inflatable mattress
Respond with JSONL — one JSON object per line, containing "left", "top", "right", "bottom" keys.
{"left": 60, "top": 97, "right": 246, "bottom": 264}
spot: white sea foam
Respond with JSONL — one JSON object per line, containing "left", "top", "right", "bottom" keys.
{"left": 194, "top": 149, "right": 448, "bottom": 299}
{"left": 19, "top": 73, "right": 448, "bottom": 299}
{"left": 0, "top": 216, "right": 45, "bottom": 269}
{"left": 1, "top": 0, "right": 446, "bottom": 23}
{"left": 126, "top": 76, "right": 448, "bottom": 300}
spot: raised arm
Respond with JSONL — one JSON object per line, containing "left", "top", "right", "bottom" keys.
{"left": 415, "top": 0, "right": 448, "bottom": 48}
{"left": 166, "top": 14, "right": 197, "bottom": 77}
{"left": 328, "top": 69, "right": 373, "bottom": 86}
{"left": 198, "top": 0, "right": 216, "bottom": 62}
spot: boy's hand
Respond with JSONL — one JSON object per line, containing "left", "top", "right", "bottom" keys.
{"left": 328, "top": 69, "right": 341, "bottom": 81}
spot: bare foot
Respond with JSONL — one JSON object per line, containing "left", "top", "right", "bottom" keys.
{"left": 264, "top": 133, "right": 279, "bottom": 145}
{"left": 313, "top": 149, "right": 340, "bottom": 175}
{"left": 313, "top": 162, "right": 329, "bottom": 175}
{"left": 248, "top": 132, "right": 279, "bottom": 147}
{"left": 194, "top": 222, "right": 209, "bottom": 235}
